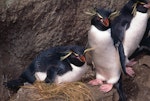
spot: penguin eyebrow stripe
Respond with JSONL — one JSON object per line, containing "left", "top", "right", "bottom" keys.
{"left": 60, "top": 51, "right": 73, "bottom": 61}
{"left": 96, "top": 13, "right": 103, "bottom": 18}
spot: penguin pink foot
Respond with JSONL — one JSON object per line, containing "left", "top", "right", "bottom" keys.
{"left": 100, "top": 84, "right": 113, "bottom": 92}
{"left": 127, "top": 59, "right": 137, "bottom": 67}
{"left": 126, "top": 59, "right": 136, "bottom": 77}
{"left": 88, "top": 79, "right": 103, "bottom": 86}
{"left": 126, "top": 67, "right": 135, "bottom": 77}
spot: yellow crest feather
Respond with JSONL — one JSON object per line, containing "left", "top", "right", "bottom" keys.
{"left": 60, "top": 51, "right": 73, "bottom": 61}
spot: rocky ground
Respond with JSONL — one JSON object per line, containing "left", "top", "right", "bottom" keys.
{"left": 0, "top": 0, "right": 149, "bottom": 101}
{"left": 6, "top": 54, "right": 150, "bottom": 101}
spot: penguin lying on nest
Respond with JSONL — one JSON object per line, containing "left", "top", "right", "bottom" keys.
{"left": 4, "top": 45, "right": 91, "bottom": 92}
{"left": 111, "top": 0, "right": 150, "bottom": 75}
{"left": 87, "top": 8, "right": 127, "bottom": 101}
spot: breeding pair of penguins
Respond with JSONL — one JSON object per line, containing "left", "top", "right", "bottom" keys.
{"left": 88, "top": 0, "right": 149, "bottom": 100}
{"left": 4, "top": 0, "right": 150, "bottom": 101}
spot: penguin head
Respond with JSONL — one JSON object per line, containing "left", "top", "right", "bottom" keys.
{"left": 60, "top": 46, "right": 93, "bottom": 67}
{"left": 139, "top": 0, "right": 150, "bottom": 9}
{"left": 60, "top": 46, "right": 86, "bottom": 66}
{"left": 69, "top": 46, "right": 86, "bottom": 63}
{"left": 137, "top": 0, "right": 148, "bottom": 3}
{"left": 132, "top": 0, "right": 150, "bottom": 13}
{"left": 91, "top": 8, "right": 113, "bottom": 31}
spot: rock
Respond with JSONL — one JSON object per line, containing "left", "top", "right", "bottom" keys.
{"left": 123, "top": 55, "right": 150, "bottom": 101}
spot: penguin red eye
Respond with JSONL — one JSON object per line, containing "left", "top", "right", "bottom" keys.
{"left": 97, "top": 17, "right": 102, "bottom": 21}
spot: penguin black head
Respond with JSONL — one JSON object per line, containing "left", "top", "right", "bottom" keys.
{"left": 60, "top": 46, "right": 86, "bottom": 67}
{"left": 91, "top": 8, "right": 112, "bottom": 31}
{"left": 137, "top": 0, "right": 148, "bottom": 3}
{"left": 133, "top": 0, "right": 150, "bottom": 13}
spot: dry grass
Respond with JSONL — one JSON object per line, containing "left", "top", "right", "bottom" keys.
{"left": 23, "top": 82, "right": 95, "bottom": 101}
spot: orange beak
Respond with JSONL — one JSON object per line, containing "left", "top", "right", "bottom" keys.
{"left": 79, "top": 55, "right": 86, "bottom": 62}
{"left": 144, "top": 3, "right": 150, "bottom": 8}
{"left": 102, "top": 18, "right": 109, "bottom": 27}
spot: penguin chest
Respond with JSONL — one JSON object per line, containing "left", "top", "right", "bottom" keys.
{"left": 88, "top": 25, "right": 112, "bottom": 48}
{"left": 55, "top": 63, "right": 88, "bottom": 83}
{"left": 88, "top": 26, "right": 121, "bottom": 83}
{"left": 124, "top": 12, "right": 148, "bottom": 57}
{"left": 35, "top": 72, "right": 47, "bottom": 81}
{"left": 88, "top": 26, "right": 118, "bottom": 65}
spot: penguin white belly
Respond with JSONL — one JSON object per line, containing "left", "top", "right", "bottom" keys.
{"left": 35, "top": 72, "right": 47, "bottom": 81}
{"left": 124, "top": 12, "right": 148, "bottom": 57}
{"left": 34, "top": 63, "right": 88, "bottom": 83}
{"left": 88, "top": 26, "right": 121, "bottom": 84}
{"left": 55, "top": 63, "right": 88, "bottom": 84}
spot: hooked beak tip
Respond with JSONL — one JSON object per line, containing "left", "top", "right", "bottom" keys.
{"left": 144, "top": 3, "right": 150, "bottom": 8}
{"left": 102, "top": 18, "right": 109, "bottom": 27}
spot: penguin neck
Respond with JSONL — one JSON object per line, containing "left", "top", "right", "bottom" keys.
{"left": 93, "top": 24, "right": 109, "bottom": 31}
{"left": 136, "top": 3, "right": 148, "bottom": 13}
{"left": 67, "top": 57, "right": 85, "bottom": 67}
{"left": 121, "top": 0, "right": 135, "bottom": 15}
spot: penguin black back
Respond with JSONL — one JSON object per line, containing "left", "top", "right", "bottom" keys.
{"left": 110, "top": 0, "right": 135, "bottom": 74}
{"left": 111, "top": 0, "right": 136, "bottom": 44}
{"left": 111, "top": 0, "right": 149, "bottom": 75}
{"left": 111, "top": 0, "right": 148, "bottom": 44}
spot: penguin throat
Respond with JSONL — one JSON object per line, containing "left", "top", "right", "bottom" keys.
{"left": 136, "top": 3, "right": 148, "bottom": 13}
{"left": 68, "top": 57, "right": 85, "bottom": 67}
{"left": 94, "top": 24, "right": 109, "bottom": 31}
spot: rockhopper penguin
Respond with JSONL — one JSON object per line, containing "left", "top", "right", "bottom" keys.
{"left": 4, "top": 45, "right": 90, "bottom": 92}
{"left": 129, "top": 17, "right": 150, "bottom": 58}
{"left": 111, "top": 0, "right": 150, "bottom": 75}
{"left": 87, "top": 8, "right": 127, "bottom": 101}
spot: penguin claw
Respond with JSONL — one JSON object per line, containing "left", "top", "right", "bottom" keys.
{"left": 126, "top": 67, "right": 135, "bottom": 77}
{"left": 88, "top": 79, "right": 103, "bottom": 86}
{"left": 100, "top": 84, "right": 113, "bottom": 93}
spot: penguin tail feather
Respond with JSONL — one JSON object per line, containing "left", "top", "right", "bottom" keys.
{"left": 115, "top": 74, "right": 127, "bottom": 101}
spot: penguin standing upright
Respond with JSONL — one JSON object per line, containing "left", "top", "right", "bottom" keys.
{"left": 111, "top": 0, "right": 150, "bottom": 74}
{"left": 4, "top": 45, "right": 90, "bottom": 91}
{"left": 129, "top": 17, "right": 150, "bottom": 58}
{"left": 88, "top": 8, "right": 126, "bottom": 101}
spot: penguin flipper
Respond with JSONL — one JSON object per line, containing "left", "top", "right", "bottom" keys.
{"left": 115, "top": 74, "right": 127, "bottom": 101}
{"left": 111, "top": 22, "right": 127, "bottom": 75}
{"left": 20, "top": 69, "right": 36, "bottom": 84}
{"left": 118, "top": 42, "right": 127, "bottom": 75}
{"left": 45, "top": 67, "right": 57, "bottom": 83}
{"left": 3, "top": 78, "right": 25, "bottom": 92}
{"left": 111, "top": 36, "right": 127, "bottom": 75}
